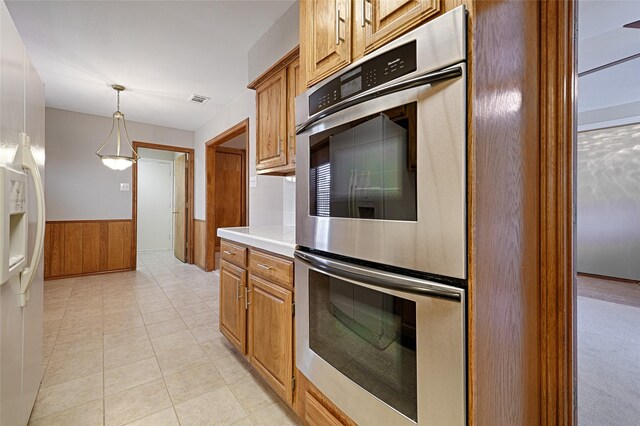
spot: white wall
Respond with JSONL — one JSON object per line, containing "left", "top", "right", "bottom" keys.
{"left": 137, "top": 158, "right": 174, "bottom": 251}
{"left": 283, "top": 178, "right": 295, "bottom": 226}
{"left": 195, "top": 2, "right": 299, "bottom": 227}
{"left": 138, "top": 147, "right": 180, "bottom": 162}
{"left": 45, "top": 107, "right": 194, "bottom": 220}
{"left": 248, "top": 2, "right": 299, "bottom": 83}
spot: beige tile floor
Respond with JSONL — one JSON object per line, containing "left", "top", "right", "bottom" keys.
{"left": 34, "top": 250, "right": 301, "bottom": 426}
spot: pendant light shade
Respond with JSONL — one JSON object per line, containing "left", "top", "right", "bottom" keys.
{"left": 96, "top": 85, "right": 139, "bottom": 170}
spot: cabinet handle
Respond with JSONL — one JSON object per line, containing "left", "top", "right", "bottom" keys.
{"left": 335, "top": 4, "right": 345, "bottom": 45}
{"left": 245, "top": 287, "right": 252, "bottom": 310}
{"left": 288, "top": 134, "right": 295, "bottom": 163}
{"left": 223, "top": 250, "right": 234, "bottom": 255}
{"left": 278, "top": 137, "right": 283, "bottom": 154}
{"left": 361, "top": 0, "right": 366, "bottom": 27}
{"left": 236, "top": 282, "right": 242, "bottom": 300}
{"left": 256, "top": 263, "right": 271, "bottom": 270}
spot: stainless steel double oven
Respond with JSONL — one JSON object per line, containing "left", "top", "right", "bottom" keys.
{"left": 295, "top": 6, "right": 467, "bottom": 426}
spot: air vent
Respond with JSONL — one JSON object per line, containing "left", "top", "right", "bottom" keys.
{"left": 187, "top": 94, "right": 211, "bottom": 104}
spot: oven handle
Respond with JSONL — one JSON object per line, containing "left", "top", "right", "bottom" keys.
{"left": 294, "top": 250, "right": 462, "bottom": 301}
{"left": 296, "top": 65, "right": 463, "bottom": 135}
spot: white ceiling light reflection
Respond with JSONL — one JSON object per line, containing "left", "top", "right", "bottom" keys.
{"left": 476, "top": 89, "right": 523, "bottom": 120}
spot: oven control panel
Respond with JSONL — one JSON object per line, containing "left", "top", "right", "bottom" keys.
{"left": 309, "top": 40, "right": 417, "bottom": 116}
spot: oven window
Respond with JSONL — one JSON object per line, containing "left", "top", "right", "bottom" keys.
{"left": 309, "top": 103, "right": 417, "bottom": 221}
{"left": 308, "top": 269, "right": 417, "bottom": 421}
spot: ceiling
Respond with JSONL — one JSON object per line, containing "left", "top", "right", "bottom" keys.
{"left": 5, "top": 1, "right": 295, "bottom": 131}
{"left": 578, "top": 0, "right": 640, "bottom": 126}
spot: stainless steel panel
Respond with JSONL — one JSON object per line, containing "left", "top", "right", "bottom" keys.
{"left": 296, "top": 252, "right": 466, "bottom": 425}
{"left": 295, "top": 7, "right": 467, "bottom": 278}
{"left": 296, "top": 68, "right": 467, "bottom": 278}
{"left": 577, "top": 124, "right": 640, "bottom": 280}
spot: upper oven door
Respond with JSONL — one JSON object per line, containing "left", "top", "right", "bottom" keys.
{"left": 296, "top": 64, "right": 466, "bottom": 278}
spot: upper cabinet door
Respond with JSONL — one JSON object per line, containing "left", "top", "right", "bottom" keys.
{"left": 364, "top": 0, "right": 440, "bottom": 53}
{"left": 304, "top": 0, "right": 352, "bottom": 86}
{"left": 256, "top": 68, "right": 288, "bottom": 171}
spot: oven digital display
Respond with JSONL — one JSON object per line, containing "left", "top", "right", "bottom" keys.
{"left": 340, "top": 77, "right": 362, "bottom": 98}
{"left": 309, "top": 41, "right": 417, "bottom": 116}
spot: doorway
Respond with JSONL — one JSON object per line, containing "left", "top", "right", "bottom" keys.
{"left": 574, "top": 2, "right": 640, "bottom": 424}
{"left": 137, "top": 156, "right": 174, "bottom": 252}
{"left": 205, "top": 119, "right": 249, "bottom": 271}
{"left": 132, "top": 142, "right": 195, "bottom": 269}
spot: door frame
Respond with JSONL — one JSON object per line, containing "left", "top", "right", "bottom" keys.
{"left": 131, "top": 141, "right": 195, "bottom": 269}
{"left": 540, "top": 0, "right": 576, "bottom": 423}
{"left": 205, "top": 119, "right": 250, "bottom": 271}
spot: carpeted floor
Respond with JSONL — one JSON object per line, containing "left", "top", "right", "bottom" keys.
{"left": 578, "top": 276, "right": 640, "bottom": 425}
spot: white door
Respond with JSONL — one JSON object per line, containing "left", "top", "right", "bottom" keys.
{"left": 137, "top": 159, "right": 173, "bottom": 251}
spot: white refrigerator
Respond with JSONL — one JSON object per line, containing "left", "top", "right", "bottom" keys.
{"left": 0, "top": 1, "right": 46, "bottom": 425}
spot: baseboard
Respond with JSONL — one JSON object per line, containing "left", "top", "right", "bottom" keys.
{"left": 577, "top": 272, "right": 640, "bottom": 285}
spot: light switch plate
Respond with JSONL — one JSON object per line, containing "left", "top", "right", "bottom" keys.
{"left": 120, "top": 183, "right": 130, "bottom": 191}
{"left": 249, "top": 176, "right": 257, "bottom": 188}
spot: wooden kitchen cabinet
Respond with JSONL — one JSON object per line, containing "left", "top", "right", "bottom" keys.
{"left": 219, "top": 259, "right": 247, "bottom": 354}
{"left": 218, "top": 239, "right": 297, "bottom": 407}
{"left": 286, "top": 57, "right": 303, "bottom": 167}
{"left": 250, "top": 49, "right": 300, "bottom": 175}
{"left": 255, "top": 68, "right": 287, "bottom": 171}
{"left": 301, "top": 0, "right": 441, "bottom": 87}
{"left": 247, "top": 274, "right": 294, "bottom": 403}
{"left": 302, "top": 0, "right": 352, "bottom": 87}
{"left": 298, "top": 372, "right": 356, "bottom": 426}
{"left": 363, "top": 0, "right": 440, "bottom": 53}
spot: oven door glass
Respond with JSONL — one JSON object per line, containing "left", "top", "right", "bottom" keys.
{"left": 309, "top": 103, "right": 417, "bottom": 221}
{"left": 308, "top": 269, "right": 417, "bottom": 421}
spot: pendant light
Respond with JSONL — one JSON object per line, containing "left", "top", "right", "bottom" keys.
{"left": 96, "top": 84, "right": 139, "bottom": 170}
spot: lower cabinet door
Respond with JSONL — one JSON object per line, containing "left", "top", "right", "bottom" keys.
{"left": 219, "top": 260, "right": 247, "bottom": 353}
{"left": 247, "top": 274, "right": 294, "bottom": 402}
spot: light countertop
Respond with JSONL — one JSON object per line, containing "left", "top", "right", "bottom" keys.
{"left": 217, "top": 226, "right": 296, "bottom": 258}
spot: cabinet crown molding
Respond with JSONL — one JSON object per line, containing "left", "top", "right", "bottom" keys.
{"left": 248, "top": 46, "right": 301, "bottom": 90}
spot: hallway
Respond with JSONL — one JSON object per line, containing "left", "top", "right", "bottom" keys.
{"left": 34, "top": 251, "right": 300, "bottom": 425}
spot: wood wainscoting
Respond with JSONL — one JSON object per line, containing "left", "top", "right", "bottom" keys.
{"left": 194, "top": 219, "right": 207, "bottom": 270}
{"left": 44, "top": 219, "right": 134, "bottom": 280}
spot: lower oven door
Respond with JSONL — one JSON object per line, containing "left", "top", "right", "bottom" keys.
{"left": 295, "top": 251, "right": 466, "bottom": 426}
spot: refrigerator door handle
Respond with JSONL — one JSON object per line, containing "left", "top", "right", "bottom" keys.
{"left": 19, "top": 133, "right": 45, "bottom": 307}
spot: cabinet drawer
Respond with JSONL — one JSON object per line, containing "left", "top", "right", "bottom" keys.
{"left": 305, "top": 391, "right": 344, "bottom": 426}
{"left": 249, "top": 249, "right": 294, "bottom": 288}
{"left": 221, "top": 240, "right": 247, "bottom": 267}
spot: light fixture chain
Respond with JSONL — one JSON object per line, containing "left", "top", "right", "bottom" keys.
{"left": 117, "top": 89, "right": 120, "bottom": 111}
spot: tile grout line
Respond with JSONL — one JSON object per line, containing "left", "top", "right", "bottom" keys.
{"left": 102, "top": 280, "right": 106, "bottom": 426}
{"left": 138, "top": 253, "right": 184, "bottom": 426}
{"left": 30, "top": 280, "right": 74, "bottom": 423}
{"left": 34, "top": 252, "right": 223, "bottom": 425}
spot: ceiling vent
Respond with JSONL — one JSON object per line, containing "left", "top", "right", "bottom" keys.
{"left": 187, "top": 94, "right": 211, "bottom": 105}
